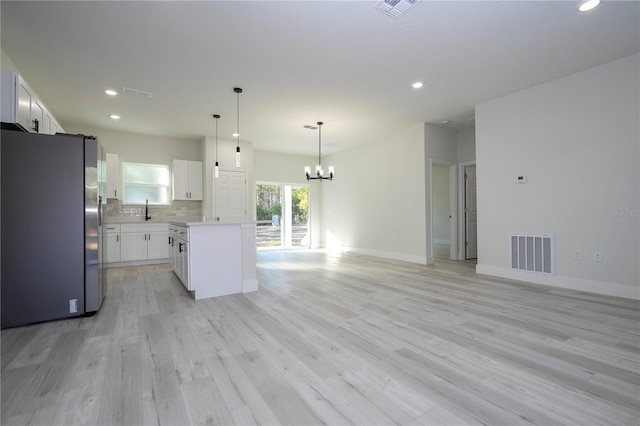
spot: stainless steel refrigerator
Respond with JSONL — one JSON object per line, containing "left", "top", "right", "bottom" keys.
{"left": 1, "top": 129, "right": 106, "bottom": 328}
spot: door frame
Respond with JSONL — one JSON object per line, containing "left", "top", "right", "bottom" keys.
{"left": 458, "top": 161, "right": 477, "bottom": 260}
{"left": 255, "top": 180, "right": 311, "bottom": 249}
{"left": 429, "top": 159, "right": 458, "bottom": 261}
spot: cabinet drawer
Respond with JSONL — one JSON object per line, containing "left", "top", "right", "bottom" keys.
{"left": 104, "top": 224, "right": 121, "bottom": 233}
{"left": 121, "top": 223, "right": 168, "bottom": 233}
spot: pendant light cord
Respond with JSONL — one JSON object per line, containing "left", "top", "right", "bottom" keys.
{"left": 214, "top": 115, "right": 219, "bottom": 159}
{"left": 318, "top": 122, "right": 323, "bottom": 167}
{"left": 235, "top": 88, "right": 242, "bottom": 149}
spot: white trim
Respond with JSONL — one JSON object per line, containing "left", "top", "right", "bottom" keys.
{"left": 105, "top": 258, "right": 169, "bottom": 268}
{"left": 342, "top": 246, "right": 428, "bottom": 265}
{"left": 458, "top": 160, "right": 476, "bottom": 260}
{"left": 242, "top": 279, "right": 259, "bottom": 293}
{"left": 476, "top": 264, "right": 640, "bottom": 300}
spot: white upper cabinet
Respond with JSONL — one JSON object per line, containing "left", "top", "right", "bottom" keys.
{"left": 172, "top": 160, "right": 202, "bottom": 201}
{"left": 2, "top": 71, "right": 64, "bottom": 134}
{"left": 1, "top": 71, "right": 64, "bottom": 135}
{"left": 106, "top": 153, "right": 119, "bottom": 199}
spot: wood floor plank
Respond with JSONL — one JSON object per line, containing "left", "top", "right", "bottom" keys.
{"left": 97, "top": 341, "right": 143, "bottom": 425}
{"left": 50, "top": 335, "right": 111, "bottom": 426}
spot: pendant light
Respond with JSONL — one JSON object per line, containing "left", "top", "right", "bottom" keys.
{"left": 212, "top": 114, "right": 221, "bottom": 178}
{"left": 305, "top": 121, "right": 334, "bottom": 181}
{"left": 234, "top": 87, "right": 242, "bottom": 167}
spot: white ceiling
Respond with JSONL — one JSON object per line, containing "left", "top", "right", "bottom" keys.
{"left": 2, "top": 1, "right": 639, "bottom": 156}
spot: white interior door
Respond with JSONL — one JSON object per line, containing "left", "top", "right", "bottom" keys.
{"left": 215, "top": 170, "right": 246, "bottom": 222}
{"left": 465, "top": 165, "right": 478, "bottom": 259}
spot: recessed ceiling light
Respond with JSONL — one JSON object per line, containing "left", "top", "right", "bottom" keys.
{"left": 411, "top": 81, "right": 424, "bottom": 89}
{"left": 232, "top": 132, "right": 239, "bottom": 138}
{"left": 105, "top": 89, "right": 118, "bottom": 96}
{"left": 442, "top": 120, "right": 451, "bottom": 125}
{"left": 110, "top": 114, "right": 121, "bottom": 120}
{"left": 578, "top": 0, "right": 601, "bottom": 12}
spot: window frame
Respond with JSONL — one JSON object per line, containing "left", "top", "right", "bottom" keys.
{"left": 121, "top": 161, "right": 171, "bottom": 206}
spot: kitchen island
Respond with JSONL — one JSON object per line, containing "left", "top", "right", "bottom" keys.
{"left": 169, "top": 220, "right": 258, "bottom": 300}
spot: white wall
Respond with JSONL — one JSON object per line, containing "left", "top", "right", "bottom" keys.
{"left": 476, "top": 53, "right": 639, "bottom": 299}
{"left": 321, "top": 123, "right": 427, "bottom": 263}
{"left": 1, "top": 49, "right": 20, "bottom": 74}
{"left": 253, "top": 150, "right": 321, "bottom": 248}
{"left": 457, "top": 127, "right": 476, "bottom": 163}
{"left": 64, "top": 125, "right": 201, "bottom": 164}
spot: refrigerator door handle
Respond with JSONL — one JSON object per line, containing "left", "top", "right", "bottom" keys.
{"left": 98, "top": 196, "right": 103, "bottom": 226}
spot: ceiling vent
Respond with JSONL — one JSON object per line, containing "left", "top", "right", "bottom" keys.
{"left": 304, "top": 124, "right": 318, "bottom": 130}
{"left": 122, "top": 86, "right": 152, "bottom": 98}
{"left": 374, "top": 0, "right": 420, "bottom": 18}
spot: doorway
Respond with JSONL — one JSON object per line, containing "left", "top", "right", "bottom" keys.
{"left": 256, "top": 183, "right": 309, "bottom": 249}
{"left": 430, "top": 160, "right": 458, "bottom": 262}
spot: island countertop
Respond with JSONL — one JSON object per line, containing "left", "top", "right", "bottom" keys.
{"left": 168, "top": 219, "right": 258, "bottom": 227}
{"left": 168, "top": 220, "right": 258, "bottom": 300}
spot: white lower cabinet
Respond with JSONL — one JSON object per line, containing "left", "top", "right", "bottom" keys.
{"left": 120, "top": 223, "right": 169, "bottom": 262}
{"left": 104, "top": 224, "right": 121, "bottom": 263}
{"left": 168, "top": 222, "right": 258, "bottom": 300}
{"left": 170, "top": 225, "right": 190, "bottom": 289}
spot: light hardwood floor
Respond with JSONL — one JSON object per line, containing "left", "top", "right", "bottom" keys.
{"left": 2, "top": 249, "right": 639, "bottom": 425}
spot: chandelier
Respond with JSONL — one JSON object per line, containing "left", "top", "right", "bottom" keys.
{"left": 305, "top": 121, "right": 334, "bottom": 181}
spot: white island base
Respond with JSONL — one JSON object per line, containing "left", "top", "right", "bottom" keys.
{"left": 169, "top": 221, "right": 257, "bottom": 300}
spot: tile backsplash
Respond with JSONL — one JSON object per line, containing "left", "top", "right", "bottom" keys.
{"left": 106, "top": 198, "right": 202, "bottom": 221}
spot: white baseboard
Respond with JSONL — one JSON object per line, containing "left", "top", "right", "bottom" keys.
{"left": 341, "top": 246, "right": 428, "bottom": 265}
{"left": 105, "top": 258, "right": 169, "bottom": 268}
{"left": 476, "top": 264, "right": 640, "bottom": 300}
{"left": 243, "top": 279, "right": 259, "bottom": 293}
{"left": 433, "top": 238, "right": 450, "bottom": 245}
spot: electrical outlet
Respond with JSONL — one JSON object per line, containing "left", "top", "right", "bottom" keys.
{"left": 573, "top": 250, "right": 581, "bottom": 260}
{"left": 594, "top": 250, "right": 603, "bottom": 262}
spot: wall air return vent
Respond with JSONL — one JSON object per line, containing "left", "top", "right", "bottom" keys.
{"left": 122, "top": 86, "right": 152, "bottom": 98}
{"left": 374, "top": 0, "right": 421, "bottom": 18}
{"left": 510, "top": 234, "right": 554, "bottom": 275}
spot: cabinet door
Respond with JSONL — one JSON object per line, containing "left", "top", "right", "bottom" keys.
{"left": 105, "top": 233, "right": 121, "bottom": 263}
{"left": 188, "top": 161, "right": 203, "bottom": 200}
{"left": 147, "top": 231, "right": 169, "bottom": 260}
{"left": 16, "top": 77, "right": 33, "bottom": 132}
{"left": 172, "top": 160, "right": 189, "bottom": 200}
{"left": 43, "top": 112, "right": 52, "bottom": 135}
{"left": 30, "top": 99, "right": 44, "bottom": 134}
{"left": 182, "top": 241, "right": 190, "bottom": 289}
{"left": 120, "top": 232, "right": 148, "bottom": 261}
{"left": 106, "top": 153, "right": 119, "bottom": 199}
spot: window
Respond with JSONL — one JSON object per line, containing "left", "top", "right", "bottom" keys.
{"left": 122, "top": 162, "right": 170, "bottom": 205}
